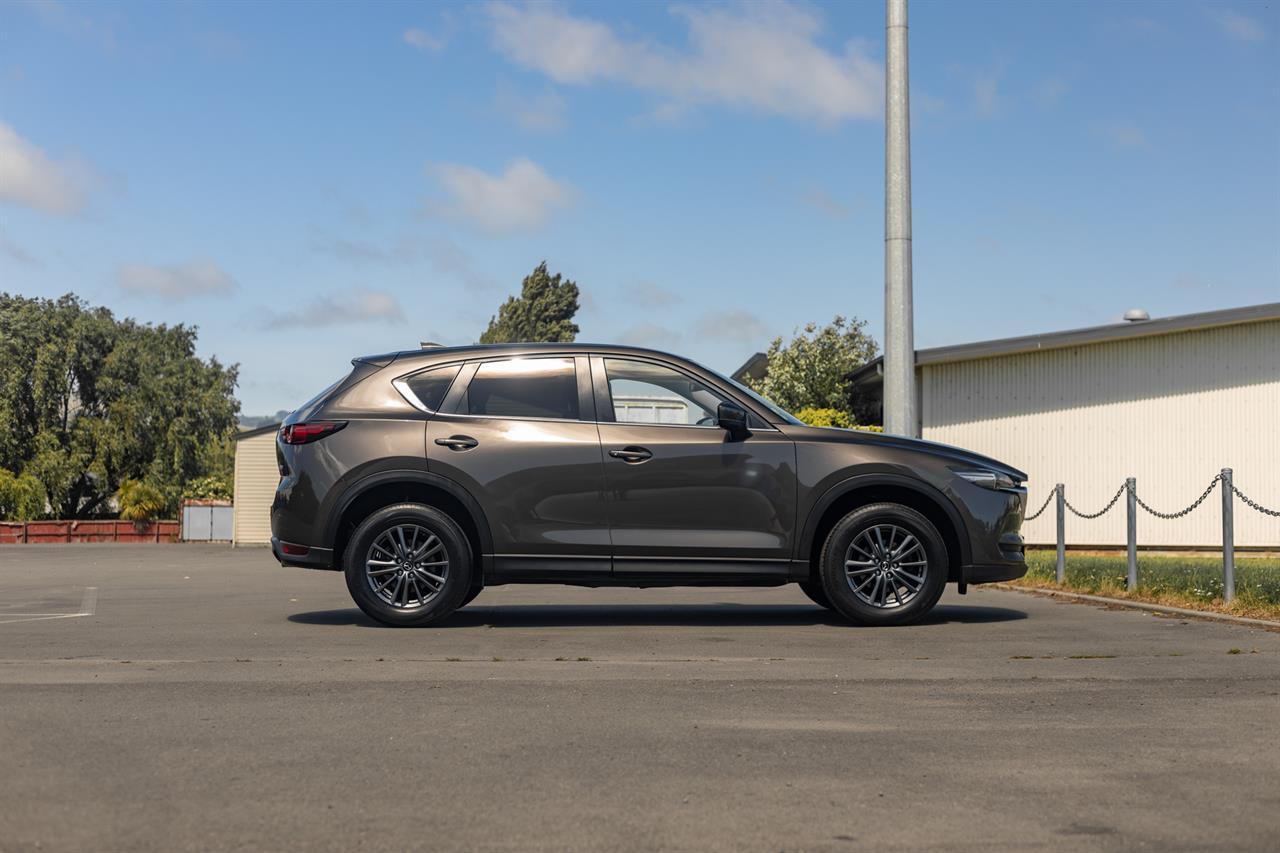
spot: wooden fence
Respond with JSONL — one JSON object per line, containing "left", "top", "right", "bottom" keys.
{"left": 0, "top": 520, "right": 181, "bottom": 544}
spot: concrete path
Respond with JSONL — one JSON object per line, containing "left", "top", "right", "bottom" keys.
{"left": 2, "top": 545, "right": 1278, "bottom": 851}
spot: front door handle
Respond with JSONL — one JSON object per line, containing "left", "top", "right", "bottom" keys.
{"left": 435, "top": 435, "right": 479, "bottom": 451}
{"left": 608, "top": 446, "right": 652, "bottom": 463}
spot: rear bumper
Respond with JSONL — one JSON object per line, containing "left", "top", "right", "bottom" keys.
{"left": 271, "top": 537, "right": 337, "bottom": 571}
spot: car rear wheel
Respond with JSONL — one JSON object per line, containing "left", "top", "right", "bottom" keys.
{"left": 343, "top": 503, "right": 472, "bottom": 627}
{"left": 819, "top": 502, "right": 947, "bottom": 626}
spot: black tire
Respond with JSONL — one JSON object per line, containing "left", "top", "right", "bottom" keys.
{"left": 798, "top": 581, "right": 834, "bottom": 610}
{"left": 459, "top": 587, "right": 483, "bottom": 608}
{"left": 343, "top": 503, "right": 473, "bottom": 627}
{"left": 819, "top": 502, "right": 948, "bottom": 626}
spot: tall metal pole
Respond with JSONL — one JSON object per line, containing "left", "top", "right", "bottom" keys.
{"left": 1126, "top": 478, "right": 1138, "bottom": 591}
{"left": 1221, "top": 468, "right": 1235, "bottom": 604}
{"left": 884, "top": 0, "right": 918, "bottom": 437}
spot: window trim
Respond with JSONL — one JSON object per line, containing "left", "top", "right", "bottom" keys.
{"left": 441, "top": 354, "right": 593, "bottom": 424}
{"left": 590, "top": 355, "right": 778, "bottom": 433}
{"left": 395, "top": 351, "right": 780, "bottom": 431}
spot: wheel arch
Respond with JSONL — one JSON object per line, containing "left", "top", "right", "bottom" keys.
{"left": 327, "top": 471, "right": 492, "bottom": 574}
{"left": 800, "top": 475, "right": 970, "bottom": 583}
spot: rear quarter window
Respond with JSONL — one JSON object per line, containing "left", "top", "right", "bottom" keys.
{"left": 397, "top": 364, "right": 462, "bottom": 412}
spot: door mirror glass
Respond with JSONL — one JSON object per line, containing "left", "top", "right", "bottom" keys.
{"left": 716, "top": 401, "right": 751, "bottom": 440}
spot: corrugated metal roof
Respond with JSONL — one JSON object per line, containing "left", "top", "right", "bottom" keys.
{"left": 849, "top": 302, "right": 1280, "bottom": 385}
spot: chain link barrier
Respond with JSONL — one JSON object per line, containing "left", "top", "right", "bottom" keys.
{"left": 1024, "top": 489, "right": 1055, "bottom": 521}
{"left": 1231, "top": 482, "right": 1280, "bottom": 518}
{"left": 1133, "top": 475, "right": 1221, "bottom": 520}
{"left": 1063, "top": 483, "right": 1127, "bottom": 519}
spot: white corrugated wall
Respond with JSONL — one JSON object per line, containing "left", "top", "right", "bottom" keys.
{"left": 922, "top": 320, "right": 1280, "bottom": 547}
{"left": 233, "top": 431, "right": 278, "bottom": 545}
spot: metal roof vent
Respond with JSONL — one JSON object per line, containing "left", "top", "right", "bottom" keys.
{"left": 420, "top": 341, "right": 445, "bottom": 349}
{"left": 1122, "top": 309, "right": 1150, "bottom": 323}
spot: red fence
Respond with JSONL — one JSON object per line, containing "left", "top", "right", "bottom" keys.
{"left": 0, "top": 520, "right": 181, "bottom": 544}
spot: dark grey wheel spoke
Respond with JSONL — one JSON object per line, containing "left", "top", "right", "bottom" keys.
{"left": 844, "top": 523, "right": 928, "bottom": 610}
{"left": 366, "top": 524, "right": 449, "bottom": 610}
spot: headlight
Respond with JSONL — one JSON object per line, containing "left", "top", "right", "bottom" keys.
{"left": 956, "top": 470, "right": 1022, "bottom": 492}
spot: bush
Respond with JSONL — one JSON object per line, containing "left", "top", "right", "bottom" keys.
{"left": 794, "top": 408, "right": 883, "bottom": 432}
{"left": 117, "top": 479, "right": 168, "bottom": 521}
{"left": 183, "top": 474, "right": 232, "bottom": 502}
{"left": 0, "top": 468, "right": 46, "bottom": 521}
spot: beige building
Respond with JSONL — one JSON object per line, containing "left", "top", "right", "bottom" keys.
{"left": 232, "top": 424, "right": 280, "bottom": 545}
{"left": 847, "top": 303, "right": 1279, "bottom": 547}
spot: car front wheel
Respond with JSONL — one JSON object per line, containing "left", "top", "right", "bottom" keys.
{"left": 343, "top": 503, "right": 473, "bottom": 627}
{"left": 819, "top": 502, "right": 948, "bottom": 626}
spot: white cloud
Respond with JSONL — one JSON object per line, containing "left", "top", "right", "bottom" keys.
{"left": 622, "top": 281, "right": 682, "bottom": 307}
{"left": 483, "top": 1, "right": 881, "bottom": 123}
{"left": 1208, "top": 9, "right": 1266, "bottom": 43}
{"left": 0, "top": 228, "right": 37, "bottom": 265}
{"left": 403, "top": 27, "right": 447, "bottom": 52}
{"left": 799, "top": 187, "right": 851, "bottom": 219}
{"left": 431, "top": 157, "right": 576, "bottom": 235}
{"left": 1098, "top": 122, "right": 1148, "bottom": 150}
{"left": 0, "top": 121, "right": 89, "bottom": 215}
{"left": 694, "top": 308, "right": 767, "bottom": 344}
{"left": 117, "top": 260, "right": 238, "bottom": 302}
{"left": 494, "top": 83, "right": 568, "bottom": 131}
{"left": 971, "top": 67, "right": 1002, "bottom": 116}
{"left": 265, "top": 288, "right": 404, "bottom": 329}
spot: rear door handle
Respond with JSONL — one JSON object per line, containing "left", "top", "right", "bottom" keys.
{"left": 435, "top": 435, "right": 479, "bottom": 451}
{"left": 608, "top": 446, "right": 652, "bottom": 463}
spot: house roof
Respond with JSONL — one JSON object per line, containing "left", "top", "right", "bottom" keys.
{"left": 730, "top": 351, "right": 769, "bottom": 383}
{"left": 848, "top": 301, "right": 1280, "bottom": 386}
{"left": 235, "top": 422, "right": 282, "bottom": 441}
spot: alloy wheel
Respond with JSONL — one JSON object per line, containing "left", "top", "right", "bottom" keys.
{"left": 365, "top": 524, "right": 449, "bottom": 609}
{"left": 844, "top": 523, "right": 928, "bottom": 609}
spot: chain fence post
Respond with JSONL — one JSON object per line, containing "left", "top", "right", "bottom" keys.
{"left": 1221, "top": 468, "right": 1235, "bottom": 604}
{"left": 1055, "top": 484, "right": 1065, "bottom": 584}
{"left": 1126, "top": 477, "right": 1137, "bottom": 591}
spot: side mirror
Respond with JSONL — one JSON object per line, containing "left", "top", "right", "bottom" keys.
{"left": 716, "top": 401, "right": 751, "bottom": 440}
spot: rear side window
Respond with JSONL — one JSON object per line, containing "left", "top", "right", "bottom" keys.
{"left": 398, "top": 364, "right": 461, "bottom": 412}
{"left": 465, "top": 357, "right": 579, "bottom": 420}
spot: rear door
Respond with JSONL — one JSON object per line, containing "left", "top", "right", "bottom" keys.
{"left": 591, "top": 356, "right": 798, "bottom": 579}
{"left": 423, "top": 355, "right": 610, "bottom": 578}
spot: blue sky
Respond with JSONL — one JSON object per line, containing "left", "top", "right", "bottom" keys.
{"left": 1, "top": 0, "right": 1277, "bottom": 415}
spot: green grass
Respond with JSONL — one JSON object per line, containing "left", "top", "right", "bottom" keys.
{"left": 1016, "top": 551, "right": 1280, "bottom": 620}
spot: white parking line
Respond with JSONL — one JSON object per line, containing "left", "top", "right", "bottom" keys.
{"left": 0, "top": 587, "right": 98, "bottom": 625}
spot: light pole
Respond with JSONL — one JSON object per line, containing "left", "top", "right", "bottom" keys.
{"left": 884, "top": 0, "right": 917, "bottom": 437}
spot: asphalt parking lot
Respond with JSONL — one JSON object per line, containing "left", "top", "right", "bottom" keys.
{"left": 2, "top": 545, "right": 1278, "bottom": 852}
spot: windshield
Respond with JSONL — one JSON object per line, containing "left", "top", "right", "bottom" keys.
{"left": 708, "top": 368, "right": 804, "bottom": 426}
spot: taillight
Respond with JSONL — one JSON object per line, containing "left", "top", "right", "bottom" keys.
{"left": 280, "top": 421, "right": 347, "bottom": 445}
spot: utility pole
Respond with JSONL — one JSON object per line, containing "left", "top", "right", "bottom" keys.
{"left": 884, "top": 0, "right": 918, "bottom": 437}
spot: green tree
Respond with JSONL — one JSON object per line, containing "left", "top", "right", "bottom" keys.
{"left": 0, "top": 468, "right": 45, "bottom": 521}
{"left": 748, "top": 316, "right": 879, "bottom": 418}
{"left": 0, "top": 293, "right": 240, "bottom": 519}
{"left": 479, "top": 261, "right": 580, "bottom": 343}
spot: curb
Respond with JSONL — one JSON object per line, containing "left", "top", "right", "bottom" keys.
{"left": 990, "top": 584, "right": 1280, "bottom": 630}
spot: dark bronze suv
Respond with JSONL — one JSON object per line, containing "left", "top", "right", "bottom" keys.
{"left": 271, "top": 344, "right": 1027, "bottom": 626}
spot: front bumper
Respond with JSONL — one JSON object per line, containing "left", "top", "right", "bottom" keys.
{"left": 961, "top": 532, "right": 1026, "bottom": 584}
{"left": 271, "top": 537, "right": 337, "bottom": 571}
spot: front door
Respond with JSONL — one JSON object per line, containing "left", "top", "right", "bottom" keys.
{"left": 591, "top": 356, "right": 797, "bottom": 578}
{"left": 425, "top": 355, "right": 610, "bottom": 578}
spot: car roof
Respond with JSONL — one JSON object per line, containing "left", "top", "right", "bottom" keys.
{"left": 360, "top": 342, "right": 694, "bottom": 369}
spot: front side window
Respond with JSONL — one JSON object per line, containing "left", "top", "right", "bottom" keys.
{"left": 603, "top": 358, "right": 726, "bottom": 427}
{"left": 465, "top": 357, "right": 580, "bottom": 420}
{"left": 397, "top": 364, "right": 461, "bottom": 412}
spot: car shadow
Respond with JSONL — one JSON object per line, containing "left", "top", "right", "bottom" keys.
{"left": 287, "top": 602, "right": 1027, "bottom": 629}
